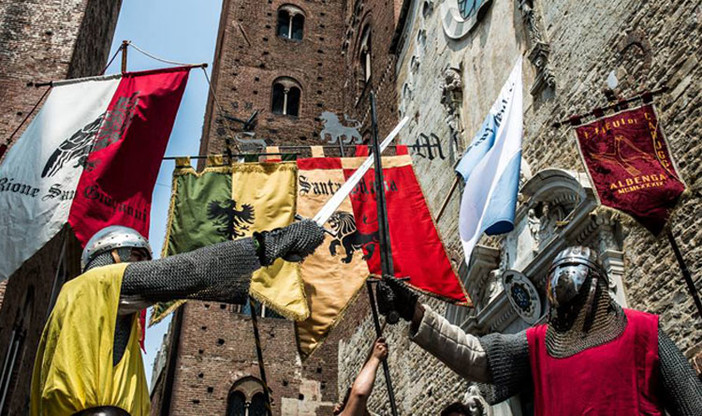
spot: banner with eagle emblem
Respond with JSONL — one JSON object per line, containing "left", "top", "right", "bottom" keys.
{"left": 151, "top": 158, "right": 309, "bottom": 324}
{"left": 150, "top": 156, "right": 232, "bottom": 324}
{"left": 0, "top": 67, "right": 190, "bottom": 280}
{"left": 295, "top": 156, "right": 371, "bottom": 359}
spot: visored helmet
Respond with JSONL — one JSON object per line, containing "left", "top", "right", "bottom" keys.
{"left": 546, "top": 246, "right": 605, "bottom": 308}
{"left": 81, "top": 226, "right": 152, "bottom": 271}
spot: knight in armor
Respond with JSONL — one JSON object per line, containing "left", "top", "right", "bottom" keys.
{"left": 380, "top": 246, "right": 702, "bottom": 415}
{"left": 30, "top": 220, "right": 325, "bottom": 416}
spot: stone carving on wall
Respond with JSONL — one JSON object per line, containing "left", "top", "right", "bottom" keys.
{"left": 518, "top": 0, "right": 556, "bottom": 97}
{"left": 537, "top": 201, "right": 567, "bottom": 251}
{"left": 463, "top": 384, "right": 492, "bottom": 416}
{"left": 318, "top": 111, "right": 362, "bottom": 144}
{"left": 439, "top": 66, "right": 465, "bottom": 159}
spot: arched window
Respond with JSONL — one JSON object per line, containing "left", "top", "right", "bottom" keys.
{"left": 359, "top": 25, "right": 372, "bottom": 82}
{"left": 277, "top": 5, "right": 305, "bottom": 41}
{"left": 226, "top": 376, "right": 267, "bottom": 416}
{"left": 271, "top": 77, "right": 302, "bottom": 117}
{"left": 226, "top": 391, "right": 246, "bottom": 416}
{"left": 249, "top": 393, "right": 268, "bottom": 416}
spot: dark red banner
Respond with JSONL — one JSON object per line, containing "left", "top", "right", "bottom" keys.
{"left": 68, "top": 67, "right": 189, "bottom": 244}
{"left": 575, "top": 104, "right": 685, "bottom": 235}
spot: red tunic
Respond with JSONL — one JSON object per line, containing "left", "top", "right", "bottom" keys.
{"left": 526, "top": 309, "right": 662, "bottom": 415}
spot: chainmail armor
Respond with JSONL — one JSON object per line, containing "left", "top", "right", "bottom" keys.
{"left": 109, "top": 238, "right": 261, "bottom": 365}
{"left": 477, "top": 332, "right": 531, "bottom": 405}
{"left": 84, "top": 248, "right": 132, "bottom": 272}
{"left": 658, "top": 328, "right": 702, "bottom": 415}
{"left": 122, "top": 237, "right": 260, "bottom": 304}
{"left": 545, "top": 278, "right": 627, "bottom": 357}
{"left": 256, "top": 220, "right": 325, "bottom": 266}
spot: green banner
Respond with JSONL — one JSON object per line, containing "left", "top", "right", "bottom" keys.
{"left": 150, "top": 156, "right": 232, "bottom": 325}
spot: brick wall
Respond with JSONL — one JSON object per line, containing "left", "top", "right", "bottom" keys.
{"left": 0, "top": 1, "right": 121, "bottom": 413}
{"left": 153, "top": 302, "right": 337, "bottom": 415}
{"left": 155, "top": 1, "right": 353, "bottom": 414}
{"left": 199, "top": 0, "right": 349, "bottom": 158}
{"left": 335, "top": 0, "right": 702, "bottom": 414}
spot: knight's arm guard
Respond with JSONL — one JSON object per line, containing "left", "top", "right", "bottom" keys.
{"left": 658, "top": 327, "right": 702, "bottom": 416}
{"left": 477, "top": 331, "right": 532, "bottom": 404}
{"left": 119, "top": 237, "right": 262, "bottom": 310}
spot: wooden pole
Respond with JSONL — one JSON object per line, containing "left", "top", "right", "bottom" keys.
{"left": 666, "top": 230, "right": 702, "bottom": 321}
{"left": 121, "top": 40, "right": 129, "bottom": 73}
{"left": 436, "top": 176, "right": 460, "bottom": 222}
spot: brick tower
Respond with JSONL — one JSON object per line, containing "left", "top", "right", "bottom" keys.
{"left": 151, "top": 1, "right": 351, "bottom": 415}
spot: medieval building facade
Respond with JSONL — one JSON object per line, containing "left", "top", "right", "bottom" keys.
{"left": 335, "top": 0, "right": 702, "bottom": 415}
{"left": 155, "top": 0, "right": 701, "bottom": 415}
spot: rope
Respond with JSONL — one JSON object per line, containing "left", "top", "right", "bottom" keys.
{"left": 126, "top": 41, "right": 204, "bottom": 67}
{"left": 100, "top": 44, "right": 123, "bottom": 75}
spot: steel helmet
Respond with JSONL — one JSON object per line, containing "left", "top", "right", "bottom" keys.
{"left": 81, "top": 225, "right": 152, "bottom": 271}
{"left": 546, "top": 246, "right": 606, "bottom": 308}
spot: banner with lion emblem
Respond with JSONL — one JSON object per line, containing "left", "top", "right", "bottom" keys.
{"left": 295, "top": 156, "right": 370, "bottom": 359}
{"left": 349, "top": 147, "right": 470, "bottom": 305}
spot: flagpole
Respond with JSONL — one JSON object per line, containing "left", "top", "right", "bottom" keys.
{"left": 665, "top": 229, "right": 702, "bottom": 320}
{"left": 249, "top": 297, "right": 274, "bottom": 416}
{"left": 368, "top": 91, "right": 400, "bottom": 416}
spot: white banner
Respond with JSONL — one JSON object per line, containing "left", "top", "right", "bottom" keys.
{"left": 458, "top": 58, "right": 524, "bottom": 262}
{"left": 0, "top": 78, "right": 120, "bottom": 279}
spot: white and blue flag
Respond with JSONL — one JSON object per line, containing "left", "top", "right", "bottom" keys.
{"left": 457, "top": 58, "right": 523, "bottom": 261}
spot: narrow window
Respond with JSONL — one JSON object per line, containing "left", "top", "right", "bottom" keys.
{"left": 359, "top": 25, "right": 372, "bottom": 82}
{"left": 225, "top": 391, "right": 246, "bottom": 416}
{"left": 277, "top": 5, "right": 305, "bottom": 41}
{"left": 271, "top": 77, "right": 302, "bottom": 117}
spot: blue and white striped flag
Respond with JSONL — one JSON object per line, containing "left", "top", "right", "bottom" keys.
{"left": 457, "top": 58, "right": 523, "bottom": 262}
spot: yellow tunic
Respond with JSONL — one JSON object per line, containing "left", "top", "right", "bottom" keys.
{"left": 30, "top": 263, "right": 149, "bottom": 416}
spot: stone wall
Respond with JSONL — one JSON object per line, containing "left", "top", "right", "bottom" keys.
{"left": 0, "top": 1, "right": 121, "bottom": 413}
{"left": 335, "top": 0, "right": 702, "bottom": 414}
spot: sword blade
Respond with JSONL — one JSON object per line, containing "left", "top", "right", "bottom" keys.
{"left": 312, "top": 116, "right": 409, "bottom": 226}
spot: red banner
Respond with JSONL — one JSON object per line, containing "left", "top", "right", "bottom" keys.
{"left": 575, "top": 104, "right": 686, "bottom": 235}
{"left": 68, "top": 67, "right": 189, "bottom": 244}
{"left": 342, "top": 151, "right": 470, "bottom": 305}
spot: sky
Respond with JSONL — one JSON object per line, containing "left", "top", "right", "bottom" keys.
{"left": 104, "top": 0, "right": 223, "bottom": 386}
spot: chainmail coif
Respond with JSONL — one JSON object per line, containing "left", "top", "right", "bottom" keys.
{"left": 545, "top": 277, "right": 627, "bottom": 357}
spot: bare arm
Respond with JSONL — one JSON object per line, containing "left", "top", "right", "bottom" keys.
{"left": 340, "top": 339, "right": 388, "bottom": 416}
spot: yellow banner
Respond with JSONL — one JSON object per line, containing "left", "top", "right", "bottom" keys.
{"left": 295, "top": 160, "right": 370, "bottom": 359}
{"left": 232, "top": 162, "right": 309, "bottom": 321}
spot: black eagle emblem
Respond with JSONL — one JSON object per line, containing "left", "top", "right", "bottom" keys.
{"left": 41, "top": 113, "right": 105, "bottom": 178}
{"left": 207, "top": 199, "right": 255, "bottom": 239}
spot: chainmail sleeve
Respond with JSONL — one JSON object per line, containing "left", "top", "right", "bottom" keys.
{"left": 658, "top": 327, "right": 702, "bottom": 416}
{"left": 121, "top": 237, "right": 262, "bottom": 306}
{"left": 477, "top": 332, "right": 532, "bottom": 405}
